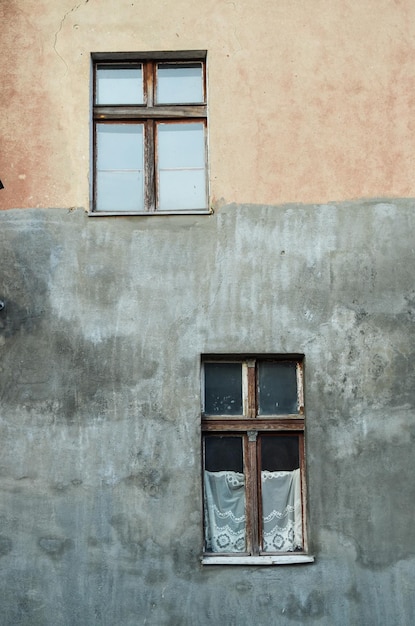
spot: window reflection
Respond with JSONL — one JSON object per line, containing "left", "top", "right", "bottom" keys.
{"left": 157, "top": 63, "right": 203, "bottom": 104}
{"left": 96, "top": 124, "right": 144, "bottom": 212}
{"left": 96, "top": 67, "right": 143, "bottom": 105}
{"left": 157, "top": 123, "right": 207, "bottom": 210}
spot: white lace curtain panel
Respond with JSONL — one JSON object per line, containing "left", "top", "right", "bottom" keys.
{"left": 204, "top": 468, "right": 302, "bottom": 553}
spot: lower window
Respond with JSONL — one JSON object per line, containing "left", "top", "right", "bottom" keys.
{"left": 201, "top": 356, "right": 313, "bottom": 564}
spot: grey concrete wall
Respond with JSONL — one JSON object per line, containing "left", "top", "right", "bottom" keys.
{"left": 0, "top": 202, "right": 414, "bottom": 625}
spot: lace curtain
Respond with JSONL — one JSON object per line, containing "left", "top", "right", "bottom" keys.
{"left": 204, "top": 469, "right": 302, "bottom": 553}
{"left": 261, "top": 469, "right": 303, "bottom": 552}
{"left": 204, "top": 471, "right": 246, "bottom": 552}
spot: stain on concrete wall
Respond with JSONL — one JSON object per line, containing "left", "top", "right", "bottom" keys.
{"left": 0, "top": 203, "right": 414, "bottom": 625}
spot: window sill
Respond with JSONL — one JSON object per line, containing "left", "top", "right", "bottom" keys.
{"left": 88, "top": 209, "right": 212, "bottom": 217}
{"left": 201, "top": 554, "right": 315, "bottom": 566}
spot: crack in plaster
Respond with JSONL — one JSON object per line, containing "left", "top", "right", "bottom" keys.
{"left": 53, "top": 0, "right": 90, "bottom": 70}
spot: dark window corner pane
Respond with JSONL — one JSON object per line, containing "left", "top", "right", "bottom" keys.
{"left": 204, "top": 362, "right": 242, "bottom": 414}
{"left": 258, "top": 361, "right": 298, "bottom": 414}
{"left": 260, "top": 436, "right": 299, "bottom": 471}
{"left": 204, "top": 436, "right": 243, "bottom": 472}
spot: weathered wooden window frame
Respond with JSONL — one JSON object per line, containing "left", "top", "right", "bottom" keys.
{"left": 90, "top": 51, "right": 209, "bottom": 216}
{"left": 201, "top": 354, "right": 314, "bottom": 566}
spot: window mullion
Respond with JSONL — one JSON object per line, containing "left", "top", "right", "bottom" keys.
{"left": 245, "top": 430, "right": 259, "bottom": 555}
{"left": 145, "top": 59, "right": 154, "bottom": 107}
{"left": 144, "top": 120, "right": 155, "bottom": 211}
{"left": 247, "top": 360, "right": 256, "bottom": 418}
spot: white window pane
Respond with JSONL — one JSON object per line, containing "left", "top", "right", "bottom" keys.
{"left": 157, "top": 63, "right": 203, "bottom": 104}
{"left": 158, "top": 169, "right": 206, "bottom": 210}
{"left": 97, "top": 124, "right": 143, "bottom": 170}
{"left": 96, "top": 124, "right": 144, "bottom": 212}
{"left": 96, "top": 171, "right": 144, "bottom": 212}
{"left": 158, "top": 123, "right": 205, "bottom": 168}
{"left": 157, "top": 123, "right": 206, "bottom": 210}
{"left": 96, "top": 67, "right": 143, "bottom": 105}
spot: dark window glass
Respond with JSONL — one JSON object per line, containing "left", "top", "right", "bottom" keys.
{"left": 204, "top": 363, "right": 242, "bottom": 415}
{"left": 258, "top": 361, "right": 298, "bottom": 415}
{"left": 260, "top": 436, "right": 299, "bottom": 471}
{"left": 205, "top": 436, "right": 243, "bottom": 472}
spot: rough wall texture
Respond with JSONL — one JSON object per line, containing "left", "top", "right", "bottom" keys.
{"left": 1, "top": 3, "right": 415, "bottom": 623}
{"left": 0, "top": 202, "right": 414, "bottom": 625}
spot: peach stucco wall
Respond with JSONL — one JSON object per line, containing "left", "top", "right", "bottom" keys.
{"left": 1, "top": 0, "right": 415, "bottom": 210}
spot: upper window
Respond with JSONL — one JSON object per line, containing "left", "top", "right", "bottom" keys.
{"left": 201, "top": 356, "right": 314, "bottom": 565}
{"left": 91, "top": 52, "right": 208, "bottom": 215}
